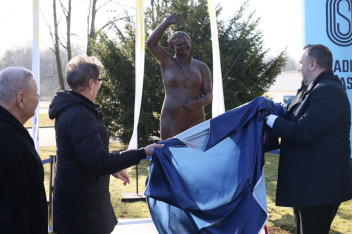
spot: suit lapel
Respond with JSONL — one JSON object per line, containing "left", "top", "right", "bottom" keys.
{"left": 287, "top": 86, "right": 307, "bottom": 114}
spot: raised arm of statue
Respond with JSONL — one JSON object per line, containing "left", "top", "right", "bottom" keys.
{"left": 146, "top": 13, "right": 181, "bottom": 67}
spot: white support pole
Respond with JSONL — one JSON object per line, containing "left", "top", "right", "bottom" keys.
{"left": 32, "top": 0, "right": 40, "bottom": 153}
{"left": 208, "top": 0, "right": 225, "bottom": 118}
{"left": 128, "top": 0, "right": 145, "bottom": 150}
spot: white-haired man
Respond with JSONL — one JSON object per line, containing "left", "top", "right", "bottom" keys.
{"left": 0, "top": 67, "right": 47, "bottom": 233}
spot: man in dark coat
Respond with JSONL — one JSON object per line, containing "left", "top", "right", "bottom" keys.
{"left": 0, "top": 67, "right": 48, "bottom": 233}
{"left": 265, "top": 44, "right": 352, "bottom": 233}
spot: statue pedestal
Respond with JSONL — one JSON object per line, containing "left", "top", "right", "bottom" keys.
{"left": 121, "top": 192, "right": 146, "bottom": 202}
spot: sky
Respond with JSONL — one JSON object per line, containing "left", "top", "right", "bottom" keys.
{"left": 0, "top": 0, "right": 304, "bottom": 61}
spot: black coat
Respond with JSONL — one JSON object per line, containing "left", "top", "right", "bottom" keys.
{"left": 0, "top": 106, "right": 48, "bottom": 234}
{"left": 49, "top": 91, "right": 146, "bottom": 234}
{"left": 272, "top": 70, "right": 352, "bottom": 207}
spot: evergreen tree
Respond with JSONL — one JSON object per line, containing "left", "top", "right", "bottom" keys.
{"left": 94, "top": 0, "right": 286, "bottom": 145}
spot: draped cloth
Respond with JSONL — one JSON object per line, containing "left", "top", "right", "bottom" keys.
{"left": 145, "top": 97, "right": 286, "bottom": 234}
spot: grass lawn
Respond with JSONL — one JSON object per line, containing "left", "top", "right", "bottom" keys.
{"left": 24, "top": 113, "right": 55, "bottom": 128}
{"left": 39, "top": 145, "right": 352, "bottom": 233}
{"left": 265, "top": 153, "right": 352, "bottom": 233}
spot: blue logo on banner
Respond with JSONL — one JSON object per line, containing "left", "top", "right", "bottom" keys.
{"left": 326, "top": 0, "right": 352, "bottom": 47}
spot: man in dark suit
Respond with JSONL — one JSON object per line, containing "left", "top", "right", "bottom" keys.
{"left": 265, "top": 44, "right": 352, "bottom": 233}
{"left": 0, "top": 67, "right": 48, "bottom": 233}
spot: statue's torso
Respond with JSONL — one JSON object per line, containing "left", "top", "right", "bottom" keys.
{"left": 159, "top": 58, "right": 206, "bottom": 139}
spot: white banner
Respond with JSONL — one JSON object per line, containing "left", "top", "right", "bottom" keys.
{"left": 32, "top": 0, "right": 40, "bottom": 153}
{"left": 128, "top": 0, "right": 145, "bottom": 149}
{"left": 208, "top": 0, "right": 225, "bottom": 117}
{"left": 304, "top": 0, "right": 352, "bottom": 158}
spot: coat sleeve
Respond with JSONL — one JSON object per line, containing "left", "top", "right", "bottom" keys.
{"left": 272, "top": 84, "right": 350, "bottom": 144}
{"left": 66, "top": 107, "right": 146, "bottom": 175}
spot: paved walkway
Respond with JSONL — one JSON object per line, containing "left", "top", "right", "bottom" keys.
{"left": 28, "top": 127, "right": 56, "bottom": 147}
{"left": 112, "top": 218, "right": 158, "bottom": 234}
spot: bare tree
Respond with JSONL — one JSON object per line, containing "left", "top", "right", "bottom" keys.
{"left": 53, "top": 0, "right": 65, "bottom": 90}
{"left": 41, "top": 0, "right": 73, "bottom": 90}
{"left": 87, "top": 0, "right": 98, "bottom": 56}
{"left": 43, "top": 0, "right": 124, "bottom": 87}
{"left": 86, "top": 0, "right": 127, "bottom": 56}
{"left": 59, "top": 0, "right": 72, "bottom": 61}
{"left": 0, "top": 45, "right": 32, "bottom": 70}
{"left": 0, "top": 44, "right": 63, "bottom": 101}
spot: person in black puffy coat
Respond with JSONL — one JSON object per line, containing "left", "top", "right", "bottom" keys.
{"left": 49, "top": 55, "right": 163, "bottom": 234}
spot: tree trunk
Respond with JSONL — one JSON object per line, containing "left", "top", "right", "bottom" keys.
{"left": 53, "top": 0, "right": 65, "bottom": 90}
{"left": 66, "top": 0, "right": 72, "bottom": 61}
{"left": 87, "top": 0, "right": 98, "bottom": 56}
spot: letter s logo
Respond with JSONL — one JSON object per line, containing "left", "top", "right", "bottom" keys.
{"left": 326, "top": 0, "right": 352, "bottom": 47}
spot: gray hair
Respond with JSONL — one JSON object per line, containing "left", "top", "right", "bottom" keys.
{"left": 66, "top": 55, "right": 104, "bottom": 92}
{"left": 0, "top": 67, "right": 34, "bottom": 105}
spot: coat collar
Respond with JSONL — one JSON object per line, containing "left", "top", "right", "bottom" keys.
{"left": 287, "top": 70, "right": 338, "bottom": 115}
{"left": 0, "top": 105, "right": 31, "bottom": 137}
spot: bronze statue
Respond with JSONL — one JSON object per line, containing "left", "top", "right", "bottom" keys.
{"left": 147, "top": 13, "right": 213, "bottom": 140}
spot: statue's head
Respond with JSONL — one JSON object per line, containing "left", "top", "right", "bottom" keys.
{"left": 168, "top": 31, "right": 191, "bottom": 50}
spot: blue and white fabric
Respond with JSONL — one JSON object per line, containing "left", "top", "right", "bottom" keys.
{"left": 145, "top": 97, "right": 286, "bottom": 234}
